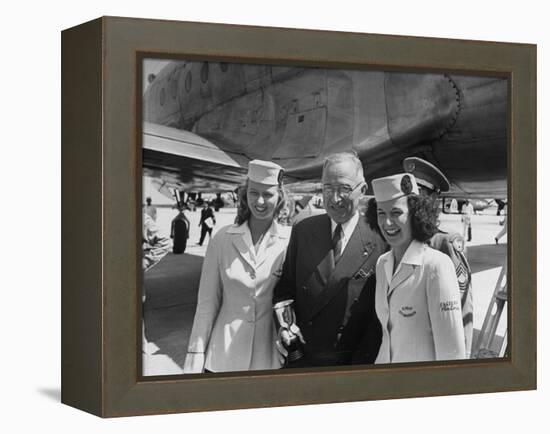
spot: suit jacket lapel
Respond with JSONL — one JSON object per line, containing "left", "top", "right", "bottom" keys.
{"left": 255, "top": 222, "right": 289, "bottom": 269}
{"left": 307, "top": 218, "right": 376, "bottom": 320}
{"left": 255, "top": 233, "right": 274, "bottom": 269}
{"left": 230, "top": 226, "right": 256, "bottom": 270}
{"left": 387, "top": 240, "right": 424, "bottom": 297}
{"left": 310, "top": 215, "right": 334, "bottom": 289}
{"left": 387, "top": 264, "right": 414, "bottom": 298}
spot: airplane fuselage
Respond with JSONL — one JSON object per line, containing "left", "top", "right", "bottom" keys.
{"left": 143, "top": 61, "right": 507, "bottom": 197}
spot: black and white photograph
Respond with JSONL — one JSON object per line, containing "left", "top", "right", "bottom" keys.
{"left": 141, "top": 59, "right": 509, "bottom": 376}
{"left": 5, "top": 0, "right": 545, "bottom": 430}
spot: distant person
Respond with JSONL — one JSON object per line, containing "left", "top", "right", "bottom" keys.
{"left": 195, "top": 194, "right": 204, "bottom": 207}
{"left": 461, "top": 200, "right": 474, "bottom": 242}
{"left": 144, "top": 197, "right": 157, "bottom": 221}
{"left": 184, "top": 160, "right": 291, "bottom": 373}
{"left": 372, "top": 173, "right": 465, "bottom": 363}
{"left": 290, "top": 196, "right": 324, "bottom": 225}
{"left": 450, "top": 198, "right": 458, "bottom": 214}
{"left": 276, "top": 193, "right": 294, "bottom": 226}
{"left": 142, "top": 212, "right": 170, "bottom": 353}
{"left": 495, "top": 199, "right": 507, "bottom": 216}
{"left": 198, "top": 202, "right": 216, "bottom": 246}
{"left": 403, "top": 157, "right": 474, "bottom": 358}
{"left": 143, "top": 212, "right": 170, "bottom": 271}
{"left": 495, "top": 205, "right": 508, "bottom": 244}
{"left": 171, "top": 206, "right": 190, "bottom": 254}
{"left": 212, "top": 193, "right": 225, "bottom": 212}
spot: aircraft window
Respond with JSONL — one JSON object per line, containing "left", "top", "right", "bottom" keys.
{"left": 185, "top": 71, "right": 192, "bottom": 92}
{"left": 201, "top": 62, "right": 209, "bottom": 83}
{"left": 160, "top": 87, "right": 166, "bottom": 106}
{"left": 220, "top": 62, "right": 229, "bottom": 72}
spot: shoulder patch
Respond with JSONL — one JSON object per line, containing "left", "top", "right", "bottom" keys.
{"left": 452, "top": 236, "right": 464, "bottom": 252}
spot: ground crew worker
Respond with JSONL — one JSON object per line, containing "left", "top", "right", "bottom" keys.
{"left": 171, "top": 206, "right": 190, "bottom": 254}
{"left": 142, "top": 212, "right": 171, "bottom": 354}
{"left": 462, "top": 200, "right": 474, "bottom": 242}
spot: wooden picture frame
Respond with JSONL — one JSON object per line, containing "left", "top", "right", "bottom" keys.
{"left": 61, "top": 16, "right": 536, "bottom": 417}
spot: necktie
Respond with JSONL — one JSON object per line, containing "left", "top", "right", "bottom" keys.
{"left": 332, "top": 223, "right": 343, "bottom": 264}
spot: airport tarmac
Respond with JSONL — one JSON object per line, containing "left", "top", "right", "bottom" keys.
{"left": 142, "top": 206, "right": 508, "bottom": 376}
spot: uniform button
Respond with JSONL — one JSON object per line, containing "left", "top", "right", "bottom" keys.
{"left": 302, "top": 286, "right": 307, "bottom": 291}
{"left": 250, "top": 271, "right": 256, "bottom": 279}
{"left": 338, "top": 326, "right": 344, "bottom": 332}
{"left": 308, "top": 321, "right": 313, "bottom": 326}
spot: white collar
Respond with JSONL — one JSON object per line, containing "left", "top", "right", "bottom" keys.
{"left": 226, "top": 219, "right": 290, "bottom": 239}
{"left": 226, "top": 219, "right": 291, "bottom": 266}
{"left": 380, "top": 239, "right": 425, "bottom": 282}
{"left": 399, "top": 239, "right": 425, "bottom": 266}
{"left": 330, "top": 212, "right": 359, "bottom": 244}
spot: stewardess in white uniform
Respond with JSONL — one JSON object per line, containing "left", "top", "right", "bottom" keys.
{"left": 184, "top": 160, "right": 291, "bottom": 373}
{"left": 372, "top": 173, "right": 466, "bottom": 363}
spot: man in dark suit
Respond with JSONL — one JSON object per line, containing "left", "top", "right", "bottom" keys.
{"left": 171, "top": 206, "right": 190, "bottom": 254}
{"left": 273, "top": 152, "right": 386, "bottom": 367}
{"left": 198, "top": 202, "right": 216, "bottom": 246}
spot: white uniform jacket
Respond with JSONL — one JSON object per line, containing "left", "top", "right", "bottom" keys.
{"left": 375, "top": 240, "right": 466, "bottom": 364}
{"left": 184, "top": 220, "right": 291, "bottom": 373}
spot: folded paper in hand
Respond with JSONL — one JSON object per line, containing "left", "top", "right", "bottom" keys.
{"left": 204, "top": 217, "right": 214, "bottom": 228}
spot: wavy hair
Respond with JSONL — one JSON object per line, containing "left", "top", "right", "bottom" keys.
{"left": 407, "top": 194, "right": 440, "bottom": 242}
{"left": 276, "top": 192, "right": 295, "bottom": 226}
{"left": 367, "top": 194, "right": 439, "bottom": 242}
{"left": 234, "top": 180, "right": 288, "bottom": 225}
{"left": 365, "top": 197, "right": 383, "bottom": 237}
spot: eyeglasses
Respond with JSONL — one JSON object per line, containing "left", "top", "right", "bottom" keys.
{"left": 322, "top": 182, "right": 363, "bottom": 198}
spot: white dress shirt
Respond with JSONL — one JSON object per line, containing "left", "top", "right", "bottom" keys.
{"left": 330, "top": 211, "right": 359, "bottom": 254}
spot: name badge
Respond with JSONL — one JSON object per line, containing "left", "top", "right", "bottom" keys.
{"left": 398, "top": 306, "right": 417, "bottom": 317}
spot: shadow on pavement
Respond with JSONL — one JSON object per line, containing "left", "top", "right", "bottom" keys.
{"left": 143, "top": 252, "right": 203, "bottom": 371}
{"left": 467, "top": 243, "right": 507, "bottom": 274}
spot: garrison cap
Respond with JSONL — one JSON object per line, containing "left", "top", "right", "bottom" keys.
{"left": 247, "top": 159, "right": 284, "bottom": 185}
{"left": 402, "top": 157, "right": 450, "bottom": 193}
{"left": 372, "top": 173, "right": 419, "bottom": 202}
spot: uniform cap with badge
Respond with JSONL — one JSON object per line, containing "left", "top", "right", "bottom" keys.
{"left": 402, "top": 157, "right": 450, "bottom": 194}
{"left": 247, "top": 159, "right": 284, "bottom": 185}
{"left": 372, "top": 173, "right": 420, "bottom": 202}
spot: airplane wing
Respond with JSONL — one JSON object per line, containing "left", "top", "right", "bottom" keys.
{"left": 143, "top": 122, "right": 250, "bottom": 192}
{"left": 143, "top": 121, "right": 308, "bottom": 193}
